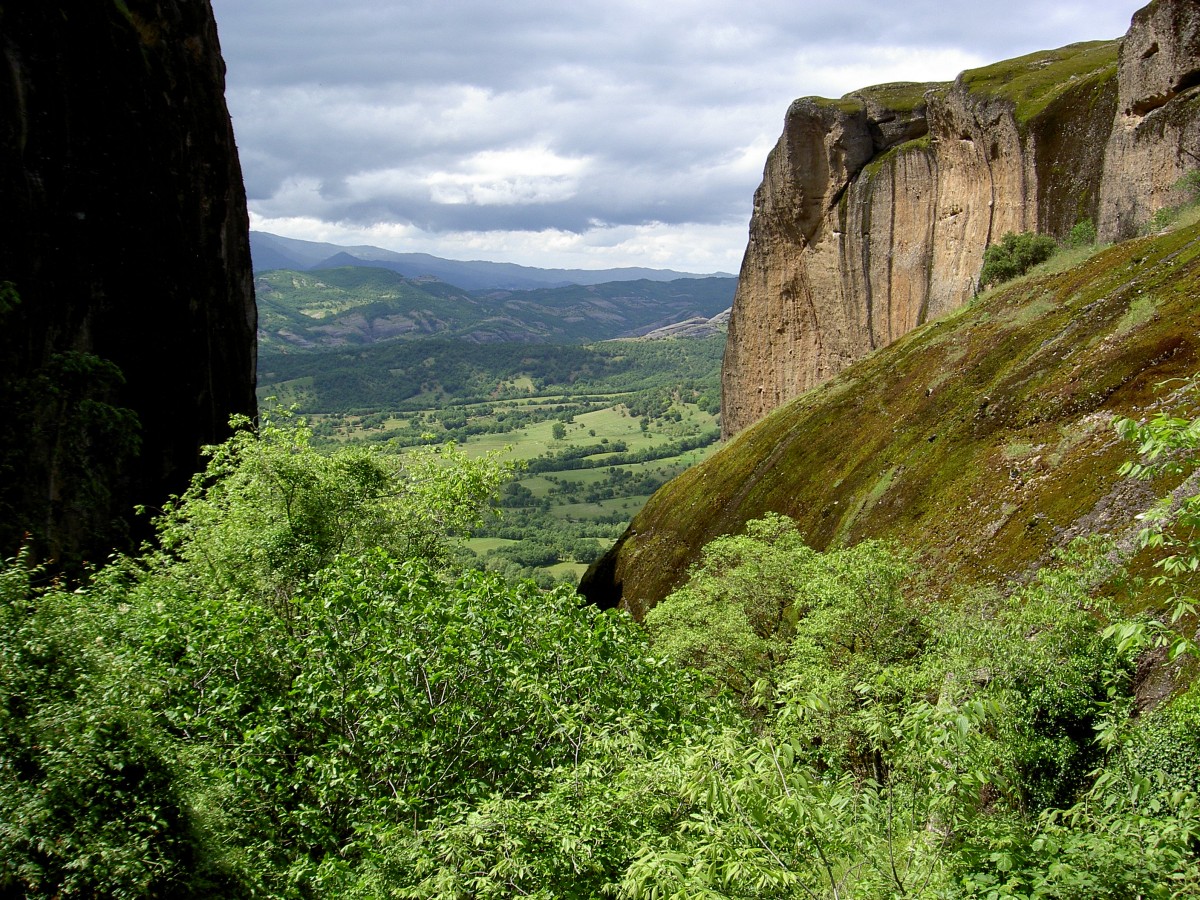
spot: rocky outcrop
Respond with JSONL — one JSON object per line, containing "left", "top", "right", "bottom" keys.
{"left": 0, "top": 1, "right": 257, "bottom": 569}
{"left": 581, "top": 221, "right": 1200, "bottom": 617}
{"left": 722, "top": 0, "right": 1200, "bottom": 436}
{"left": 1099, "top": 0, "right": 1200, "bottom": 238}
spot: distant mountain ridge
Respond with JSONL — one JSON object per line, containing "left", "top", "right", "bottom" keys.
{"left": 251, "top": 231, "right": 734, "bottom": 291}
{"left": 256, "top": 266, "right": 735, "bottom": 352}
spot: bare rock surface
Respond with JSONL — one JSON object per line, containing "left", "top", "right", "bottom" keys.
{"left": 722, "top": 0, "right": 1200, "bottom": 437}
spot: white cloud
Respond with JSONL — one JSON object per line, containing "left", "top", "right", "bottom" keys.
{"left": 215, "top": 0, "right": 1140, "bottom": 271}
{"left": 421, "top": 147, "right": 589, "bottom": 206}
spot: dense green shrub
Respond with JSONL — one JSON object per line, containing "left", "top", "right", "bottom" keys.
{"left": 0, "top": 557, "right": 242, "bottom": 898}
{"left": 629, "top": 524, "right": 1180, "bottom": 899}
{"left": 979, "top": 231, "right": 1059, "bottom": 288}
{"left": 1065, "top": 217, "right": 1097, "bottom": 248}
{"left": 150, "top": 409, "right": 509, "bottom": 613}
{"left": 5, "top": 396, "right": 1200, "bottom": 898}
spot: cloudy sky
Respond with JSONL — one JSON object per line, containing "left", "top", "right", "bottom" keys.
{"left": 210, "top": 0, "right": 1138, "bottom": 273}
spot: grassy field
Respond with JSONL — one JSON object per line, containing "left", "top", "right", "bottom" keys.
{"left": 260, "top": 335, "right": 727, "bottom": 585}
{"left": 411, "top": 390, "right": 720, "bottom": 584}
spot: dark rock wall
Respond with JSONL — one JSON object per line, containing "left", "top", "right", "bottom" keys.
{"left": 0, "top": 1, "right": 257, "bottom": 568}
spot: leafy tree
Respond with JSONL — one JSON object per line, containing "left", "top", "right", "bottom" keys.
{"left": 0, "top": 555, "right": 243, "bottom": 898}
{"left": 100, "top": 547, "right": 713, "bottom": 897}
{"left": 646, "top": 514, "right": 916, "bottom": 718}
{"left": 979, "top": 231, "right": 1059, "bottom": 288}
{"left": 149, "top": 409, "right": 509, "bottom": 615}
{"left": 625, "top": 520, "right": 1168, "bottom": 900}
{"left": 645, "top": 514, "right": 815, "bottom": 706}
{"left": 0, "top": 412, "right": 728, "bottom": 897}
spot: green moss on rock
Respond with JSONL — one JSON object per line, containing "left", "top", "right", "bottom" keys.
{"left": 581, "top": 223, "right": 1200, "bottom": 620}
{"left": 960, "top": 40, "right": 1120, "bottom": 126}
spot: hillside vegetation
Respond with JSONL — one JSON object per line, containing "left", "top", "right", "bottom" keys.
{"left": 256, "top": 267, "right": 735, "bottom": 351}
{"left": 583, "top": 219, "right": 1200, "bottom": 616}
{"left": 5, "top": 367, "right": 1200, "bottom": 897}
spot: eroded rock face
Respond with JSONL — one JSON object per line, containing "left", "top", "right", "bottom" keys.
{"left": 1099, "top": 0, "right": 1200, "bottom": 239}
{"left": 722, "top": 0, "right": 1199, "bottom": 437}
{"left": 0, "top": 1, "right": 257, "bottom": 568}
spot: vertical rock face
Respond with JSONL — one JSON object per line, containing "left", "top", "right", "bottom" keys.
{"left": 722, "top": 0, "right": 1200, "bottom": 437}
{"left": 1099, "top": 0, "right": 1200, "bottom": 239}
{"left": 0, "top": 1, "right": 257, "bottom": 568}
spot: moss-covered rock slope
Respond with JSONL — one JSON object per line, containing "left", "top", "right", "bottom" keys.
{"left": 581, "top": 221, "right": 1200, "bottom": 619}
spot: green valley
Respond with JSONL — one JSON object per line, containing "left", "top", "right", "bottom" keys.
{"left": 257, "top": 274, "right": 731, "bottom": 583}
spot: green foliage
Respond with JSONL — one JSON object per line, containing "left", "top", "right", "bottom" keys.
{"left": 107, "top": 549, "right": 710, "bottom": 896}
{"left": 1065, "top": 218, "right": 1097, "bottom": 249}
{"left": 150, "top": 409, "right": 509, "bottom": 612}
{"left": 624, "top": 518, "right": 1182, "bottom": 899}
{"left": 645, "top": 514, "right": 815, "bottom": 703}
{"left": 7, "top": 350, "right": 1200, "bottom": 897}
{"left": 979, "top": 231, "right": 1060, "bottom": 288}
{"left": 0, "top": 555, "right": 240, "bottom": 898}
{"left": 936, "top": 541, "right": 1132, "bottom": 811}
{"left": 1112, "top": 389, "right": 1200, "bottom": 663}
{"left": 619, "top": 699, "right": 995, "bottom": 900}
{"left": 0, "top": 415, "right": 724, "bottom": 897}
{"left": 646, "top": 515, "right": 918, "bottom": 724}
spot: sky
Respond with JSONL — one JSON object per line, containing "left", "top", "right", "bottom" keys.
{"left": 210, "top": 0, "right": 1139, "bottom": 274}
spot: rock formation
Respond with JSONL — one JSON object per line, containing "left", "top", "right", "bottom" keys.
{"left": 581, "top": 219, "right": 1200, "bottom": 617}
{"left": 722, "top": 0, "right": 1200, "bottom": 436}
{"left": 0, "top": 1, "right": 257, "bottom": 568}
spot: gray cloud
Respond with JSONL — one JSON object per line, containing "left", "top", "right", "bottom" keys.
{"left": 210, "top": 0, "right": 1139, "bottom": 270}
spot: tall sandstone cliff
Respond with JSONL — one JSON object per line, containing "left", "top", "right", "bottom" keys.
{"left": 0, "top": 2, "right": 257, "bottom": 568}
{"left": 722, "top": 0, "right": 1200, "bottom": 436}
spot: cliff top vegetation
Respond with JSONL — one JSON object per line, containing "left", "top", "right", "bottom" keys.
{"left": 960, "top": 39, "right": 1120, "bottom": 124}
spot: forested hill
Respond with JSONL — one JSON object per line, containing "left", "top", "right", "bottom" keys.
{"left": 256, "top": 266, "right": 736, "bottom": 351}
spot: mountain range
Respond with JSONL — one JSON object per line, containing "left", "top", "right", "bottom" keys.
{"left": 250, "top": 231, "right": 734, "bottom": 291}
{"left": 256, "top": 265, "right": 736, "bottom": 351}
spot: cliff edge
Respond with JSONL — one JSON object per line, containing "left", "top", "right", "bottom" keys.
{"left": 0, "top": 1, "right": 257, "bottom": 568}
{"left": 722, "top": 0, "right": 1200, "bottom": 436}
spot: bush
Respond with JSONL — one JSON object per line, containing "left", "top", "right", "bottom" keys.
{"left": 150, "top": 409, "right": 509, "bottom": 614}
{"left": 979, "top": 231, "right": 1059, "bottom": 288}
{"left": 1066, "top": 218, "right": 1097, "bottom": 248}
{"left": 0, "top": 556, "right": 241, "bottom": 898}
